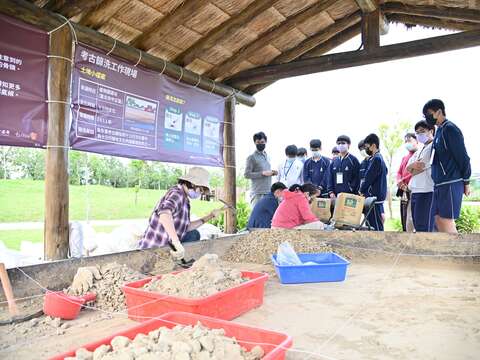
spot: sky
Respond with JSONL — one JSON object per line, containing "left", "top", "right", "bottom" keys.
{"left": 234, "top": 23, "right": 480, "bottom": 176}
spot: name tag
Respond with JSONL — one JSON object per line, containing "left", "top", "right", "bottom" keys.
{"left": 336, "top": 172, "right": 344, "bottom": 184}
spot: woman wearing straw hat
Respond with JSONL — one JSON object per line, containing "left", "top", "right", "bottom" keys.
{"left": 139, "top": 167, "right": 225, "bottom": 260}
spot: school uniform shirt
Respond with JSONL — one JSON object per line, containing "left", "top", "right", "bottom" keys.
{"left": 303, "top": 156, "right": 330, "bottom": 192}
{"left": 276, "top": 159, "right": 304, "bottom": 188}
{"left": 360, "top": 152, "right": 387, "bottom": 202}
{"left": 327, "top": 153, "right": 360, "bottom": 195}
{"left": 431, "top": 120, "right": 471, "bottom": 186}
{"left": 247, "top": 193, "right": 279, "bottom": 229}
{"left": 407, "top": 142, "right": 434, "bottom": 193}
{"left": 359, "top": 157, "right": 370, "bottom": 190}
{"left": 271, "top": 190, "right": 317, "bottom": 229}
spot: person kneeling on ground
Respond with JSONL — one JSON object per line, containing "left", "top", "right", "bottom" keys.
{"left": 247, "top": 182, "right": 287, "bottom": 230}
{"left": 359, "top": 133, "right": 388, "bottom": 231}
{"left": 271, "top": 183, "right": 324, "bottom": 230}
{"left": 139, "top": 167, "right": 224, "bottom": 259}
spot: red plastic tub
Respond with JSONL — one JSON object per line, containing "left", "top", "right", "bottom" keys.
{"left": 51, "top": 311, "right": 292, "bottom": 360}
{"left": 122, "top": 271, "right": 268, "bottom": 321}
{"left": 43, "top": 291, "right": 96, "bottom": 320}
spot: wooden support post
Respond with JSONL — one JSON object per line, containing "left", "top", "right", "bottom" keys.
{"left": 362, "top": 9, "right": 380, "bottom": 51}
{"left": 223, "top": 97, "right": 236, "bottom": 234}
{"left": 44, "top": 25, "right": 72, "bottom": 260}
{"left": 0, "top": 263, "right": 18, "bottom": 316}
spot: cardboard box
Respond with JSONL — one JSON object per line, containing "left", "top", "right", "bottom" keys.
{"left": 332, "top": 193, "right": 365, "bottom": 227}
{"left": 310, "top": 198, "right": 332, "bottom": 222}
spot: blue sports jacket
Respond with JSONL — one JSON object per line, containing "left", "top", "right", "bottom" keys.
{"left": 327, "top": 153, "right": 360, "bottom": 195}
{"left": 432, "top": 120, "right": 471, "bottom": 186}
{"left": 360, "top": 152, "right": 388, "bottom": 202}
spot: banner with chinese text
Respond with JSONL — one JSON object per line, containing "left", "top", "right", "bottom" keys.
{"left": 0, "top": 14, "right": 49, "bottom": 147}
{"left": 70, "top": 44, "right": 225, "bottom": 167}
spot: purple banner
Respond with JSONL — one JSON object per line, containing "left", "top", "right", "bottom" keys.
{"left": 0, "top": 14, "right": 49, "bottom": 147}
{"left": 70, "top": 44, "right": 225, "bottom": 167}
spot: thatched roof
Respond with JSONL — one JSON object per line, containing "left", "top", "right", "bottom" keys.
{"left": 30, "top": 0, "right": 480, "bottom": 94}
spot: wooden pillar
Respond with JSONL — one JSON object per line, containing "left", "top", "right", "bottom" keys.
{"left": 223, "top": 97, "right": 237, "bottom": 234}
{"left": 362, "top": 9, "right": 380, "bottom": 52}
{"left": 44, "top": 26, "right": 72, "bottom": 260}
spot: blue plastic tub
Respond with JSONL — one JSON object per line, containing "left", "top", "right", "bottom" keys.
{"left": 271, "top": 252, "right": 350, "bottom": 284}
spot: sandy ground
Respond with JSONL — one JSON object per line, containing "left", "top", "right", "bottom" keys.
{"left": 0, "top": 258, "right": 479, "bottom": 360}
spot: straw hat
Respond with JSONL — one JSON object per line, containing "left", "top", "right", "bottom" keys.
{"left": 178, "top": 167, "right": 211, "bottom": 191}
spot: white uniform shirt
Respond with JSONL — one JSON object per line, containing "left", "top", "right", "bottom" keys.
{"left": 276, "top": 159, "right": 304, "bottom": 188}
{"left": 408, "top": 142, "right": 434, "bottom": 193}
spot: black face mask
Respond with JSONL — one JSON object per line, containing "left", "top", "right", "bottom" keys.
{"left": 425, "top": 113, "right": 436, "bottom": 127}
{"left": 256, "top": 143, "right": 266, "bottom": 152}
{"left": 366, "top": 148, "right": 373, "bottom": 156}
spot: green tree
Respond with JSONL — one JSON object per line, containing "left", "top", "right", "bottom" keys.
{"left": 11, "top": 147, "right": 45, "bottom": 180}
{"left": 378, "top": 121, "right": 412, "bottom": 219}
{"left": 0, "top": 146, "right": 14, "bottom": 179}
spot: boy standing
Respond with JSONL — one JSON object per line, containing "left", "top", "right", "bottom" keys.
{"left": 328, "top": 135, "right": 360, "bottom": 198}
{"left": 303, "top": 139, "right": 330, "bottom": 195}
{"left": 423, "top": 99, "right": 471, "bottom": 233}
{"left": 360, "top": 134, "right": 388, "bottom": 231}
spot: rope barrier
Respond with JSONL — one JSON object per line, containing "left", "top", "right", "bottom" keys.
{"left": 106, "top": 39, "right": 117, "bottom": 56}
{"left": 46, "top": 55, "right": 74, "bottom": 64}
{"left": 177, "top": 68, "right": 184, "bottom": 83}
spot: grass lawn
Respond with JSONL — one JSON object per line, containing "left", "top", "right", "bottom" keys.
{"left": 0, "top": 179, "right": 220, "bottom": 222}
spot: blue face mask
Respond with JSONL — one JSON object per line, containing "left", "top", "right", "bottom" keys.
{"left": 286, "top": 157, "right": 295, "bottom": 164}
{"left": 188, "top": 189, "right": 201, "bottom": 199}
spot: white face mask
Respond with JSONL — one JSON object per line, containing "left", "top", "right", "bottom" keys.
{"left": 405, "top": 143, "right": 416, "bottom": 152}
{"left": 337, "top": 144, "right": 348, "bottom": 153}
{"left": 360, "top": 149, "right": 369, "bottom": 158}
{"left": 311, "top": 150, "right": 321, "bottom": 158}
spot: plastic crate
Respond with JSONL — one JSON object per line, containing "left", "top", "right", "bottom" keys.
{"left": 271, "top": 252, "right": 350, "bottom": 284}
{"left": 51, "top": 311, "right": 293, "bottom": 360}
{"left": 122, "top": 271, "right": 268, "bottom": 321}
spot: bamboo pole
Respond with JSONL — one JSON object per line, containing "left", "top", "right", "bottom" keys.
{"left": 44, "top": 25, "right": 72, "bottom": 260}
{"left": 0, "top": 263, "right": 18, "bottom": 316}
{"left": 223, "top": 97, "right": 237, "bottom": 234}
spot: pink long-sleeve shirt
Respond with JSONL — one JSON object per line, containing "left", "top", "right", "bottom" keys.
{"left": 271, "top": 190, "right": 318, "bottom": 229}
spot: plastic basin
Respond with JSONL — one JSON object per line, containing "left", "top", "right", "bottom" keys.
{"left": 271, "top": 252, "right": 350, "bottom": 284}
{"left": 43, "top": 291, "right": 96, "bottom": 320}
{"left": 122, "top": 270, "right": 269, "bottom": 321}
{"left": 50, "top": 311, "right": 293, "bottom": 360}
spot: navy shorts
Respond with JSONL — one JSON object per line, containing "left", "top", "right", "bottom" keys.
{"left": 411, "top": 192, "right": 434, "bottom": 232}
{"left": 433, "top": 181, "right": 464, "bottom": 220}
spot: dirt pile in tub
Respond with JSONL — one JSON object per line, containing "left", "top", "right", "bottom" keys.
{"left": 222, "top": 229, "right": 352, "bottom": 265}
{"left": 66, "top": 322, "right": 265, "bottom": 360}
{"left": 66, "top": 262, "right": 146, "bottom": 312}
{"left": 143, "top": 254, "right": 247, "bottom": 298}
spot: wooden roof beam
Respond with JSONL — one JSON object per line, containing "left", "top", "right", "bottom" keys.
{"left": 227, "top": 28, "right": 480, "bottom": 87}
{"left": 205, "top": 0, "right": 338, "bottom": 80}
{"left": 355, "top": 0, "right": 389, "bottom": 35}
{"left": 244, "top": 23, "right": 362, "bottom": 94}
{"left": 174, "top": 0, "right": 281, "bottom": 67}
{"left": 362, "top": 9, "right": 380, "bottom": 51}
{"left": 387, "top": 14, "right": 480, "bottom": 32}
{"left": 43, "top": 0, "right": 103, "bottom": 19}
{"left": 382, "top": 2, "right": 480, "bottom": 23}
{"left": 0, "top": 0, "right": 255, "bottom": 107}
{"left": 130, "top": 0, "right": 211, "bottom": 51}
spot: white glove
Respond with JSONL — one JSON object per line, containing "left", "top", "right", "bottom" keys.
{"left": 70, "top": 266, "right": 102, "bottom": 295}
{"left": 169, "top": 239, "right": 185, "bottom": 261}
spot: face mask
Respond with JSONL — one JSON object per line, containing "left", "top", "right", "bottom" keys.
{"left": 297, "top": 156, "right": 306, "bottom": 163}
{"left": 360, "top": 149, "right": 368, "bottom": 158}
{"left": 365, "top": 148, "right": 373, "bottom": 156}
{"left": 188, "top": 189, "right": 201, "bottom": 199}
{"left": 425, "top": 113, "right": 437, "bottom": 127}
{"left": 286, "top": 157, "right": 295, "bottom": 164}
{"left": 312, "top": 150, "right": 321, "bottom": 158}
{"left": 337, "top": 144, "right": 348, "bottom": 153}
{"left": 405, "top": 143, "right": 416, "bottom": 152}
{"left": 256, "top": 143, "right": 265, "bottom": 152}
{"left": 416, "top": 133, "right": 430, "bottom": 144}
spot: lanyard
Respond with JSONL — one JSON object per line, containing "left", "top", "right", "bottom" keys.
{"left": 283, "top": 160, "right": 295, "bottom": 179}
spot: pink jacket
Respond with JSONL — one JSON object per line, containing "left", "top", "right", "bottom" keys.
{"left": 271, "top": 190, "right": 318, "bottom": 229}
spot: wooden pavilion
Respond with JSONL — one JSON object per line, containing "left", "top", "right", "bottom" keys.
{"left": 0, "top": 0, "right": 479, "bottom": 260}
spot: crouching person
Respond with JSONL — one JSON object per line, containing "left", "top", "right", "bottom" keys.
{"left": 247, "top": 182, "right": 287, "bottom": 229}
{"left": 139, "top": 167, "right": 223, "bottom": 259}
{"left": 271, "top": 183, "right": 324, "bottom": 230}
